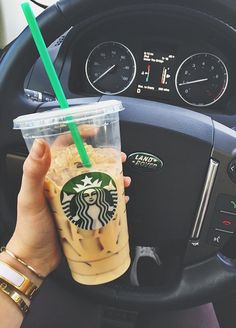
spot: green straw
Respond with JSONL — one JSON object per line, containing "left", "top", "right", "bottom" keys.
{"left": 21, "top": 2, "right": 91, "bottom": 168}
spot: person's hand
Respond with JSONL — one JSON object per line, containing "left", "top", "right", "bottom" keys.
{"left": 6, "top": 139, "right": 131, "bottom": 277}
{"left": 6, "top": 140, "right": 60, "bottom": 277}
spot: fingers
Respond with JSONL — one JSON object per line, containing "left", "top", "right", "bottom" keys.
{"left": 18, "top": 139, "right": 51, "bottom": 214}
{"left": 121, "top": 152, "right": 127, "bottom": 163}
{"left": 125, "top": 195, "right": 130, "bottom": 204}
{"left": 124, "top": 176, "right": 131, "bottom": 188}
{"left": 123, "top": 176, "right": 131, "bottom": 204}
{"left": 22, "top": 139, "right": 51, "bottom": 187}
{"left": 51, "top": 133, "right": 74, "bottom": 148}
{"left": 122, "top": 152, "right": 130, "bottom": 203}
{"left": 52, "top": 125, "right": 99, "bottom": 148}
{"left": 79, "top": 125, "right": 99, "bottom": 138}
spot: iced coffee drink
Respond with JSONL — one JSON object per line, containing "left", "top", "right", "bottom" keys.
{"left": 14, "top": 100, "right": 130, "bottom": 285}
{"left": 44, "top": 143, "right": 130, "bottom": 285}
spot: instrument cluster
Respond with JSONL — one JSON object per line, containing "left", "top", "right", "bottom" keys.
{"left": 84, "top": 40, "right": 229, "bottom": 108}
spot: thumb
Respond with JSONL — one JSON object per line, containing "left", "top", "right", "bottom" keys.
{"left": 18, "top": 139, "right": 51, "bottom": 214}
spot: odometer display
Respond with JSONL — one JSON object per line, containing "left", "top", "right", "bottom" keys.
{"left": 85, "top": 41, "right": 136, "bottom": 95}
{"left": 175, "top": 53, "right": 228, "bottom": 107}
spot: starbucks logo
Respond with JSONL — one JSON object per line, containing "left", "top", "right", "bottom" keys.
{"left": 60, "top": 172, "right": 118, "bottom": 230}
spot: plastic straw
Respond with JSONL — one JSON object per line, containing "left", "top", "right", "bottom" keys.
{"left": 21, "top": 2, "right": 91, "bottom": 168}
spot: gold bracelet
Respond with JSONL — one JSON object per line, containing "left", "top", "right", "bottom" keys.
{"left": 0, "top": 247, "right": 45, "bottom": 279}
{"left": 0, "top": 260, "right": 39, "bottom": 300}
{"left": 0, "top": 279, "right": 29, "bottom": 316}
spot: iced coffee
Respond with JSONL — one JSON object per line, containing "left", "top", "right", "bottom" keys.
{"left": 13, "top": 100, "right": 130, "bottom": 285}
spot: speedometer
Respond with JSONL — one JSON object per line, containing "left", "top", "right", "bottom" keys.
{"left": 175, "top": 53, "right": 228, "bottom": 107}
{"left": 85, "top": 41, "right": 136, "bottom": 95}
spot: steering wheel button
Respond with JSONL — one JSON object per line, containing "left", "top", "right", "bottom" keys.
{"left": 208, "top": 228, "right": 233, "bottom": 247}
{"left": 215, "top": 194, "right": 236, "bottom": 214}
{"left": 228, "top": 160, "right": 236, "bottom": 183}
{"left": 216, "top": 212, "right": 236, "bottom": 232}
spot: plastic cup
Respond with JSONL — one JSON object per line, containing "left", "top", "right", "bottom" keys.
{"left": 13, "top": 100, "right": 130, "bottom": 285}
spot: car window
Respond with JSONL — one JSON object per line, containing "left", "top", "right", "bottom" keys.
{"left": 0, "top": 0, "right": 55, "bottom": 48}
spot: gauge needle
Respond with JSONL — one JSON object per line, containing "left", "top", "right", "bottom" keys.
{"left": 178, "top": 78, "right": 208, "bottom": 86}
{"left": 92, "top": 64, "right": 116, "bottom": 84}
{"left": 146, "top": 64, "right": 151, "bottom": 82}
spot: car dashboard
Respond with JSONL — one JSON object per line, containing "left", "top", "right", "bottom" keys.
{"left": 3, "top": 2, "right": 236, "bottom": 326}
{"left": 25, "top": 5, "right": 236, "bottom": 120}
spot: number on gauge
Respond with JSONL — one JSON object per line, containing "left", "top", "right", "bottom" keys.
{"left": 175, "top": 53, "right": 228, "bottom": 107}
{"left": 85, "top": 41, "right": 136, "bottom": 95}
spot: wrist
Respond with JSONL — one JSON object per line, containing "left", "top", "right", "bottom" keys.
{"left": 0, "top": 287, "right": 25, "bottom": 325}
{"left": 0, "top": 252, "right": 43, "bottom": 288}
{"left": 0, "top": 251, "right": 42, "bottom": 319}
{"left": 0, "top": 254, "right": 36, "bottom": 320}
{"left": 6, "top": 235, "right": 60, "bottom": 277}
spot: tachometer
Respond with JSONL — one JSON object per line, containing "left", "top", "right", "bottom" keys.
{"left": 85, "top": 41, "right": 136, "bottom": 95}
{"left": 175, "top": 53, "right": 228, "bottom": 107}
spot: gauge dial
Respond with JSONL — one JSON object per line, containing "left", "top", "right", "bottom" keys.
{"left": 175, "top": 53, "right": 228, "bottom": 107}
{"left": 85, "top": 41, "right": 136, "bottom": 95}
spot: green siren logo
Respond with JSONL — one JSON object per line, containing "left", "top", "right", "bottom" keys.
{"left": 60, "top": 172, "right": 118, "bottom": 230}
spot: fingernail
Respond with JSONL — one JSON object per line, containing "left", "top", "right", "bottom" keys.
{"left": 31, "top": 139, "right": 45, "bottom": 159}
{"left": 126, "top": 177, "right": 131, "bottom": 185}
{"left": 125, "top": 195, "right": 130, "bottom": 203}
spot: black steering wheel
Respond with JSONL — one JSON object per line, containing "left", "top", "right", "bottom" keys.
{"left": 2, "top": 0, "right": 236, "bottom": 311}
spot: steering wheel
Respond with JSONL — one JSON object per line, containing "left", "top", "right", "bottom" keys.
{"left": 2, "top": 0, "right": 236, "bottom": 311}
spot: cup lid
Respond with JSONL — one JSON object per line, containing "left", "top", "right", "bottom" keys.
{"left": 13, "top": 100, "right": 124, "bottom": 130}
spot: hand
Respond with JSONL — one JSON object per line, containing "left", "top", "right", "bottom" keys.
{"left": 6, "top": 139, "right": 131, "bottom": 277}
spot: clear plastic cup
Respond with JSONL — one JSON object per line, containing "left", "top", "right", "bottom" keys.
{"left": 13, "top": 100, "right": 130, "bottom": 285}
